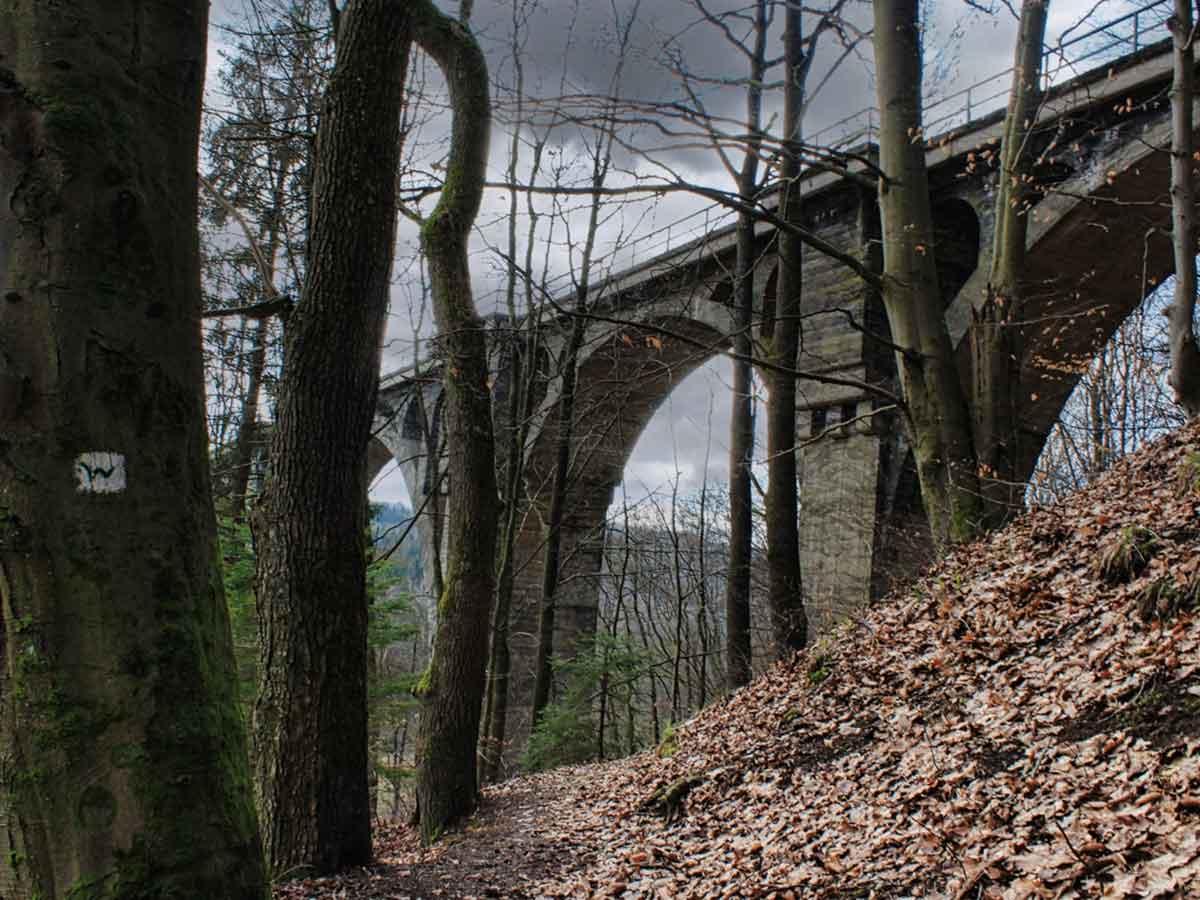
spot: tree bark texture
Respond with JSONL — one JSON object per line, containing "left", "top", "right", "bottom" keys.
{"left": 765, "top": 3, "right": 808, "bottom": 656}
{"left": 0, "top": 2, "right": 267, "bottom": 897}
{"left": 1167, "top": 0, "right": 1200, "bottom": 418}
{"left": 724, "top": 0, "right": 768, "bottom": 690}
{"left": 410, "top": 2, "right": 498, "bottom": 846}
{"left": 873, "top": 0, "right": 984, "bottom": 549}
{"left": 251, "top": 0, "right": 410, "bottom": 876}
{"left": 974, "top": 0, "right": 1049, "bottom": 526}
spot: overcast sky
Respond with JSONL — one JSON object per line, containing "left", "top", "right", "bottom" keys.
{"left": 206, "top": 0, "right": 1160, "bottom": 508}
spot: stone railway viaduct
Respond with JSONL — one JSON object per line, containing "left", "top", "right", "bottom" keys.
{"left": 368, "top": 23, "right": 1190, "bottom": 759}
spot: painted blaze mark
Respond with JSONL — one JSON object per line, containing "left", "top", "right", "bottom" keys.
{"left": 76, "top": 452, "right": 127, "bottom": 493}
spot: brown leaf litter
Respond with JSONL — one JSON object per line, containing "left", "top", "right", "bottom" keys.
{"left": 279, "top": 421, "right": 1200, "bottom": 899}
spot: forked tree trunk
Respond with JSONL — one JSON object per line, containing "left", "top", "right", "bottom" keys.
{"left": 765, "top": 3, "right": 808, "bottom": 655}
{"left": 0, "top": 3, "right": 266, "bottom": 897}
{"left": 411, "top": 0, "right": 498, "bottom": 845}
{"left": 1167, "top": 0, "right": 1200, "bottom": 417}
{"left": 252, "top": 0, "right": 411, "bottom": 875}
{"left": 873, "top": 0, "right": 984, "bottom": 549}
{"left": 974, "top": 0, "right": 1049, "bottom": 527}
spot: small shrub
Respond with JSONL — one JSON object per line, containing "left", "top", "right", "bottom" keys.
{"left": 525, "top": 696, "right": 597, "bottom": 769}
{"left": 1094, "top": 525, "right": 1158, "bottom": 584}
{"left": 524, "top": 635, "right": 653, "bottom": 771}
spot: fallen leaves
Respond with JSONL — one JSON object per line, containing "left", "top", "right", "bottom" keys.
{"left": 280, "top": 422, "right": 1200, "bottom": 899}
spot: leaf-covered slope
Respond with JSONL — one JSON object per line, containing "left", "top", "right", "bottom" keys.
{"left": 294, "top": 422, "right": 1200, "bottom": 899}
{"left": 523, "top": 422, "right": 1200, "bottom": 898}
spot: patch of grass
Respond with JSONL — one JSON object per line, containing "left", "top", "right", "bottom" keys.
{"left": 1094, "top": 525, "right": 1158, "bottom": 584}
{"left": 655, "top": 722, "right": 679, "bottom": 758}
{"left": 808, "top": 654, "right": 832, "bottom": 685}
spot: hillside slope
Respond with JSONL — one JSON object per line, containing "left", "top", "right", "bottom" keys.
{"left": 286, "top": 422, "right": 1200, "bottom": 899}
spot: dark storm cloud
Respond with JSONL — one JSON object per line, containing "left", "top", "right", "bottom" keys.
{"left": 205, "top": 0, "right": 1110, "bottom": 505}
{"left": 466, "top": 0, "right": 880, "bottom": 181}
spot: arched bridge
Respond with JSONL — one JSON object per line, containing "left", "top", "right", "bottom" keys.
{"left": 370, "top": 0, "right": 1189, "bottom": 758}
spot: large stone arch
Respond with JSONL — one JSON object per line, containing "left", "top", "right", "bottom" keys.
{"left": 502, "top": 307, "right": 733, "bottom": 763}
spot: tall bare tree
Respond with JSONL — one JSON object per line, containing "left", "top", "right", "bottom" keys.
{"left": 874, "top": 0, "right": 982, "bottom": 549}
{"left": 974, "top": 0, "right": 1050, "bottom": 526}
{"left": 252, "top": 0, "right": 411, "bottom": 875}
{"left": 0, "top": 2, "right": 266, "bottom": 896}
{"left": 1167, "top": 0, "right": 1200, "bottom": 417}
{"left": 530, "top": 0, "right": 641, "bottom": 726}
{"left": 201, "top": 0, "right": 330, "bottom": 518}
{"left": 481, "top": 0, "right": 550, "bottom": 783}
{"left": 668, "top": 0, "right": 773, "bottom": 686}
{"left": 764, "top": 0, "right": 817, "bottom": 655}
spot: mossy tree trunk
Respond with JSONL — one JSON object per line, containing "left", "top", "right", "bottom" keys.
{"left": 410, "top": 1, "right": 498, "bottom": 846}
{"left": 251, "top": 0, "right": 410, "bottom": 876}
{"left": 0, "top": 3, "right": 267, "bottom": 897}
{"left": 873, "top": 0, "right": 985, "bottom": 550}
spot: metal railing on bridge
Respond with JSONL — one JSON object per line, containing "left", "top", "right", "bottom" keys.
{"left": 602, "top": 0, "right": 1173, "bottom": 275}
{"left": 384, "top": 0, "right": 1174, "bottom": 384}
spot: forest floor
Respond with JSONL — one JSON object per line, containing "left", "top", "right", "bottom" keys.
{"left": 277, "top": 421, "right": 1200, "bottom": 899}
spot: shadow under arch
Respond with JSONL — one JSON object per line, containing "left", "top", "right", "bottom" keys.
{"left": 950, "top": 137, "right": 1181, "bottom": 492}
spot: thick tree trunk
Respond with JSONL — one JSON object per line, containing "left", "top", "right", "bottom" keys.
{"left": 0, "top": 3, "right": 267, "bottom": 897}
{"left": 252, "top": 0, "right": 410, "bottom": 876}
{"left": 1167, "top": 0, "right": 1200, "bottom": 418}
{"left": 974, "top": 0, "right": 1049, "bottom": 526}
{"left": 411, "top": 1, "right": 498, "bottom": 845}
{"left": 765, "top": 4, "right": 808, "bottom": 656}
{"left": 724, "top": 0, "right": 768, "bottom": 690}
{"left": 873, "top": 0, "right": 984, "bottom": 549}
